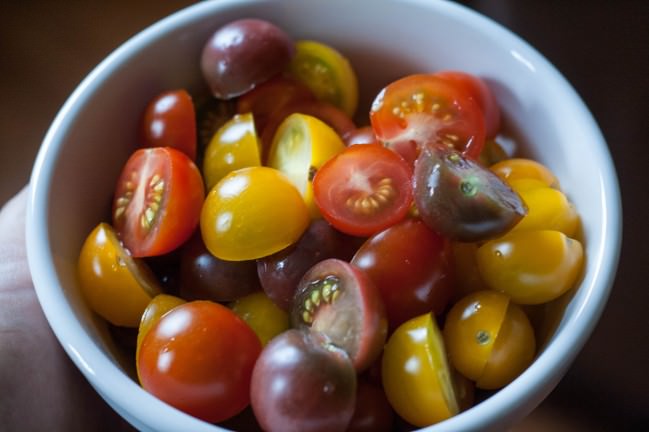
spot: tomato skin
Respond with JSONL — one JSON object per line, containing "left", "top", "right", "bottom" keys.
{"left": 434, "top": 71, "right": 501, "bottom": 138}
{"left": 370, "top": 74, "right": 485, "bottom": 165}
{"left": 237, "top": 76, "right": 315, "bottom": 132}
{"left": 260, "top": 100, "right": 355, "bottom": 162}
{"left": 351, "top": 219, "right": 453, "bottom": 330}
{"left": 78, "top": 223, "right": 161, "bottom": 327}
{"left": 313, "top": 144, "right": 413, "bottom": 237}
{"left": 443, "top": 291, "right": 536, "bottom": 389}
{"left": 230, "top": 291, "right": 289, "bottom": 346}
{"left": 200, "top": 166, "right": 309, "bottom": 261}
{"left": 344, "top": 126, "right": 378, "bottom": 146}
{"left": 288, "top": 40, "right": 359, "bottom": 117}
{"left": 202, "top": 112, "right": 261, "bottom": 191}
{"left": 113, "top": 147, "right": 205, "bottom": 257}
{"left": 490, "top": 158, "right": 559, "bottom": 188}
{"left": 477, "top": 230, "right": 584, "bottom": 304}
{"left": 347, "top": 380, "right": 394, "bottom": 432}
{"left": 250, "top": 329, "right": 357, "bottom": 432}
{"left": 138, "top": 301, "right": 262, "bottom": 423}
{"left": 382, "top": 313, "right": 458, "bottom": 427}
{"left": 141, "top": 89, "right": 197, "bottom": 160}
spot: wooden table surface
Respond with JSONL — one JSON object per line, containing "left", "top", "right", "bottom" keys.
{"left": 1, "top": 1, "right": 647, "bottom": 430}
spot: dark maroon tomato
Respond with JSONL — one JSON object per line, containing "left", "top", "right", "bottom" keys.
{"left": 291, "top": 259, "right": 387, "bottom": 372}
{"left": 351, "top": 218, "right": 453, "bottom": 330}
{"left": 250, "top": 329, "right": 356, "bottom": 432}
{"left": 257, "top": 220, "right": 363, "bottom": 311}
{"left": 413, "top": 146, "right": 527, "bottom": 242}
{"left": 140, "top": 89, "right": 197, "bottom": 160}
{"left": 201, "top": 19, "right": 294, "bottom": 99}
{"left": 347, "top": 380, "right": 394, "bottom": 432}
{"left": 144, "top": 248, "right": 182, "bottom": 295}
{"left": 179, "top": 233, "right": 260, "bottom": 302}
{"left": 343, "top": 126, "right": 378, "bottom": 146}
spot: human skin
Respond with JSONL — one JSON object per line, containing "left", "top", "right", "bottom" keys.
{"left": 0, "top": 187, "right": 132, "bottom": 431}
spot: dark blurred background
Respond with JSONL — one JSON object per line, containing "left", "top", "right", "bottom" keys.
{"left": 1, "top": 1, "right": 647, "bottom": 430}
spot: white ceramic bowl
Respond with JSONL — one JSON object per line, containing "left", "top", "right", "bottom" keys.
{"left": 26, "top": 0, "right": 622, "bottom": 431}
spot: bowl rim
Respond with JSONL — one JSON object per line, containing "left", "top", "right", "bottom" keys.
{"left": 25, "top": 0, "right": 623, "bottom": 431}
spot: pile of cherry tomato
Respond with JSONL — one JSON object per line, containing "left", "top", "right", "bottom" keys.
{"left": 77, "top": 18, "right": 584, "bottom": 431}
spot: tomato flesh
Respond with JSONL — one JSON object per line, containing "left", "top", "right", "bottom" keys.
{"left": 313, "top": 144, "right": 413, "bottom": 237}
{"left": 113, "top": 147, "right": 204, "bottom": 257}
{"left": 370, "top": 74, "right": 485, "bottom": 165}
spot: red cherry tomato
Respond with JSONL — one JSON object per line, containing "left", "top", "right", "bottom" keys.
{"left": 434, "top": 70, "right": 501, "bottom": 139}
{"left": 237, "top": 76, "right": 315, "bottom": 132}
{"left": 344, "top": 126, "right": 378, "bottom": 146}
{"left": 140, "top": 89, "right": 197, "bottom": 160}
{"left": 351, "top": 218, "right": 454, "bottom": 329}
{"left": 313, "top": 144, "right": 413, "bottom": 237}
{"left": 112, "top": 147, "right": 204, "bottom": 257}
{"left": 370, "top": 74, "right": 485, "bottom": 165}
{"left": 138, "top": 301, "right": 262, "bottom": 423}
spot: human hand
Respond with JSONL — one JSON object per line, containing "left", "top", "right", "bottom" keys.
{"left": 0, "top": 187, "right": 133, "bottom": 431}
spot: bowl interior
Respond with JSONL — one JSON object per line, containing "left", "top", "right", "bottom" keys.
{"left": 27, "top": 0, "right": 620, "bottom": 431}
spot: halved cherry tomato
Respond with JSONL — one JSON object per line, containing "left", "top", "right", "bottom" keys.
{"left": 434, "top": 71, "right": 501, "bottom": 138}
{"left": 200, "top": 166, "right": 309, "bottom": 261}
{"left": 313, "top": 144, "right": 413, "bottom": 237}
{"left": 291, "top": 259, "right": 387, "bottom": 372}
{"left": 236, "top": 76, "right": 315, "bottom": 132}
{"left": 202, "top": 112, "right": 261, "bottom": 190}
{"left": 140, "top": 89, "right": 197, "bottom": 160}
{"left": 138, "top": 301, "right": 262, "bottom": 423}
{"left": 289, "top": 40, "right": 359, "bottom": 117}
{"left": 382, "top": 312, "right": 459, "bottom": 427}
{"left": 443, "top": 290, "right": 536, "bottom": 389}
{"left": 268, "top": 113, "right": 346, "bottom": 218}
{"left": 370, "top": 74, "right": 485, "bottom": 165}
{"left": 78, "top": 223, "right": 161, "bottom": 327}
{"left": 260, "top": 100, "right": 356, "bottom": 162}
{"left": 112, "top": 147, "right": 205, "bottom": 257}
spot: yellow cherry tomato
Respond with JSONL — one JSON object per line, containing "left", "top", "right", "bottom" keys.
{"left": 136, "top": 294, "right": 185, "bottom": 383}
{"left": 268, "top": 113, "right": 346, "bottom": 218}
{"left": 230, "top": 291, "right": 289, "bottom": 346}
{"left": 510, "top": 184, "right": 580, "bottom": 237}
{"left": 490, "top": 158, "right": 559, "bottom": 188}
{"left": 443, "top": 291, "right": 536, "bottom": 390}
{"left": 78, "top": 223, "right": 161, "bottom": 327}
{"left": 200, "top": 166, "right": 309, "bottom": 261}
{"left": 476, "top": 230, "right": 584, "bottom": 304}
{"left": 289, "top": 40, "right": 359, "bottom": 117}
{"left": 203, "top": 112, "right": 261, "bottom": 191}
{"left": 382, "top": 313, "right": 459, "bottom": 427}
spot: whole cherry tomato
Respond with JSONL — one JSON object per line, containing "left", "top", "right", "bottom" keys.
{"left": 443, "top": 290, "right": 536, "bottom": 389}
{"left": 140, "top": 89, "right": 197, "bottom": 160}
{"left": 138, "top": 301, "right": 262, "bottom": 423}
{"left": 351, "top": 218, "right": 453, "bottom": 329}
